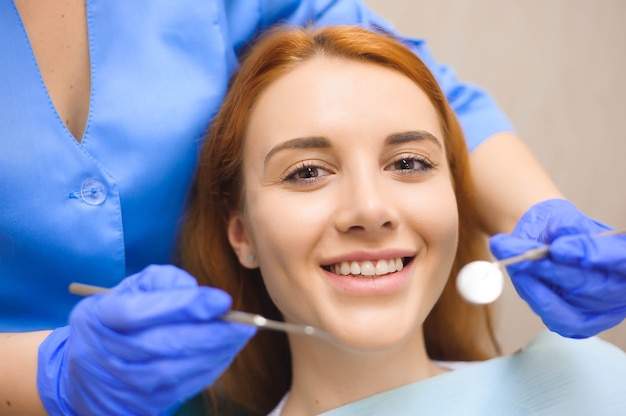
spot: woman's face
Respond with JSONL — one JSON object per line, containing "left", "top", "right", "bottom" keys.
{"left": 228, "top": 56, "right": 459, "bottom": 351}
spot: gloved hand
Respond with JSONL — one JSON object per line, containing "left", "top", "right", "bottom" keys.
{"left": 37, "top": 265, "right": 256, "bottom": 415}
{"left": 490, "top": 198, "right": 626, "bottom": 339}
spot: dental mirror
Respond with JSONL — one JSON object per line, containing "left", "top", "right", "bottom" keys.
{"left": 456, "top": 227, "right": 626, "bottom": 305}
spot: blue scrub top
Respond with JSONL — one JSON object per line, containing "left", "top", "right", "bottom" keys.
{"left": 0, "top": 0, "right": 512, "bottom": 331}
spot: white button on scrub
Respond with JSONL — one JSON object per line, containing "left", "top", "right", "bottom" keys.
{"left": 80, "top": 178, "right": 107, "bottom": 205}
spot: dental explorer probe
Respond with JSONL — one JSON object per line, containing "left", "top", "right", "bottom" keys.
{"left": 68, "top": 282, "right": 338, "bottom": 345}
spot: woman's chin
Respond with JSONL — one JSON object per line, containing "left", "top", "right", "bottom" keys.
{"left": 330, "top": 326, "right": 419, "bottom": 354}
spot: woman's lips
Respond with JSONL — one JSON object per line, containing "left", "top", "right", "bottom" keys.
{"left": 323, "top": 257, "right": 414, "bottom": 295}
{"left": 326, "top": 257, "right": 406, "bottom": 277}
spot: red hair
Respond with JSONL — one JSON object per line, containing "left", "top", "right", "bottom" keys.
{"left": 179, "top": 25, "right": 499, "bottom": 414}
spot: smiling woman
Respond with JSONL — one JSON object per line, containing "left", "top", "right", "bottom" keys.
{"left": 178, "top": 25, "right": 625, "bottom": 416}
{"left": 179, "top": 25, "right": 497, "bottom": 414}
{"left": 236, "top": 54, "right": 459, "bottom": 354}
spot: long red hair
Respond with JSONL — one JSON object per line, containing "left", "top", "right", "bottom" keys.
{"left": 179, "top": 25, "right": 499, "bottom": 414}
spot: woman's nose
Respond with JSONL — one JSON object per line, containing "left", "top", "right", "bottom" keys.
{"left": 334, "top": 172, "right": 399, "bottom": 235}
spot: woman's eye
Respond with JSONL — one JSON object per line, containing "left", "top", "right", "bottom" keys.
{"left": 295, "top": 166, "right": 320, "bottom": 179}
{"left": 388, "top": 156, "right": 434, "bottom": 173}
{"left": 283, "top": 163, "right": 331, "bottom": 184}
{"left": 394, "top": 158, "right": 416, "bottom": 170}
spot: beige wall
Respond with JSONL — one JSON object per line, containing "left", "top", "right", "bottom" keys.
{"left": 364, "top": 0, "right": 626, "bottom": 353}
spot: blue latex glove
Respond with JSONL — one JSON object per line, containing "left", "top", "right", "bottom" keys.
{"left": 490, "top": 199, "right": 626, "bottom": 339}
{"left": 37, "top": 265, "right": 256, "bottom": 415}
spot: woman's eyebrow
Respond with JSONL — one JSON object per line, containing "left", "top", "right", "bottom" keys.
{"left": 386, "top": 130, "right": 442, "bottom": 149}
{"left": 264, "top": 136, "right": 331, "bottom": 166}
{"left": 264, "top": 131, "right": 440, "bottom": 165}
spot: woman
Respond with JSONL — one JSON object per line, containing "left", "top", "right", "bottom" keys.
{"left": 180, "top": 25, "right": 626, "bottom": 415}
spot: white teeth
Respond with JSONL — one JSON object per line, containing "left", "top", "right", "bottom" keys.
{"left": 361, "top": 261, "right": 375, "bottom": 276}
{"left": 375, "top": 260, "right": 388, "bottom": 275}
{"left": 330, "top": 258, "right": 405, "bottom": 277}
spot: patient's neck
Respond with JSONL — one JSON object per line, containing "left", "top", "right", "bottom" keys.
{"left": 283, "top": 330, "right": 446, "bottom": 416}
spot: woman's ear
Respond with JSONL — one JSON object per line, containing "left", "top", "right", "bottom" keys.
{"left": 227, "top": 213, "right": 258, "bottom": 269}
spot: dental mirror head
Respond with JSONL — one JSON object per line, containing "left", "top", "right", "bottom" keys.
{"left": 456, "top": 260, "right": 504, "bottom": 305}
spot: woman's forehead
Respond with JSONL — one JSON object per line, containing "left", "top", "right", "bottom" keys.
{"left": 246, "top": 56, "right": 441, "bottom": 144}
